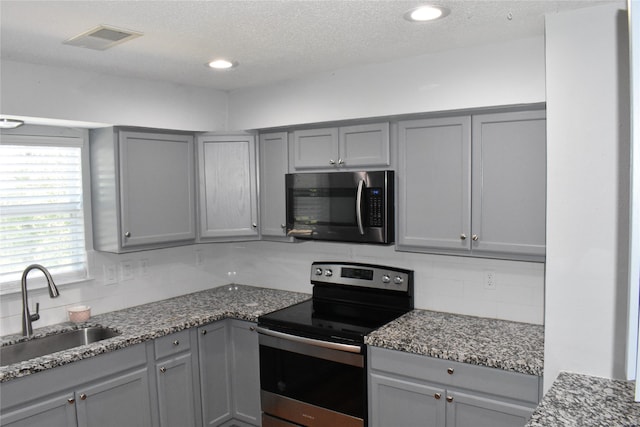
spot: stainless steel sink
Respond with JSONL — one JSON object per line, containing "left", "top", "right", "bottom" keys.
{"left": 1, "top": 327, "right": 121, "bottom": 366}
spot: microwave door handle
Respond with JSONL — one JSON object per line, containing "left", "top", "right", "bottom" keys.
{"left": 356, "top": 179, "right": 365, "bottom": 235}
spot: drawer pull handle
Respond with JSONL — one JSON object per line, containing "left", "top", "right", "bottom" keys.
{"left": 80, "top": 393, "right": 87, "bottom": 401}
{"left": 173, "top": 340, "right": 179, "bottom": 346}
{"left": 434, "top": 393, "right": 441, "bottom": 400}
{"left": 447, "top": 367, "right": 454, "bottom": 375}
{"left": 160, "top": 366, "right": 167, "bottom": 373}
{"left": 446, "top": 396, "right": 454, "bottom": 403}
{"left": 201, "top": 329, "right": 207, "bottom": 335}
{"left": 68, "top": 398, "right": 75, "bottom": 404}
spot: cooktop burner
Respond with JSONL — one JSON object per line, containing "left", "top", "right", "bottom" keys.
{"left": 258, "top": 262, "right": 414, "bottom": 344}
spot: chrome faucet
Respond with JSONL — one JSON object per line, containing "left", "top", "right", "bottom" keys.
{"left": 21, "top": 264, "right": 60, "bottom": 337}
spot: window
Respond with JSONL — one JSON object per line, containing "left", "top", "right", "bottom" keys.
{"left": 0, "top": 128, "right": 89, "bottom": 293}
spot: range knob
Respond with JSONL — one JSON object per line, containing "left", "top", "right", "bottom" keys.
{"left": 324, "top": 269, "right": 333, "bottom": 277}
{"left": 382, "top": 275, "right": 391, "bottom": 284}
{"left": 393, "top": 276, "right": 404, "bottom": 285}
{"left": 315, "top": 268, "right": 323, "bottom": 276}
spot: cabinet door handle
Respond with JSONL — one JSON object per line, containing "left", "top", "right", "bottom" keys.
{"left": 338, "top": 158, "right": 344, "bottom": 165}
{"left": 472, "top": 234, "right": 479, "bottom": 241}
{"left": 446, "top": 396, "right": 454, "bottom": 403}
{"left": 173, "top": 340, "right": 180, "bottom": 346}
{"left": 68, "top": 397, "right": 75, "bottom": 404}
{"left": 201, "top": 329, "right": 207, "bottom": 335}
{"left": 124, "top": 232, "right": 131, "bottom": 238}
{"left": 460, "top": 234, "right": 467, "bottom": 240}
{"left": 79, "top": 393, "right": 87, "bottom": 401}
{"left": 329, "top": 159, "right": 336, "bottom": 165}
{"left": 160, "top": 366, "right": 167, "bottom": 373}
{"left": 249, "top": 326, "right": 256, "bottom": 332}
{"left": 447, "top": 367, "right": 454, "bottom": 375}
{"left": 280, "top": 224, "right": 286, "bottom": 229}
{"left": 434, "top": 393, "right": 441, "bottom": 400}
{"left": 252, "top": 223, "right": 257, "bottom": 228}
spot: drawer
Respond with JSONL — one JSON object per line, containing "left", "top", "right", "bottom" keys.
{"left": 154, "top": 330, "right": 191, "bottom": 360}
{"left": 369, "top": 346, "right": 541, "bottom": 404}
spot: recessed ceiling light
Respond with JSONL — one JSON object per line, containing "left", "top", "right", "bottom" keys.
{"left": 404, "top": 5, "right": 450, "bottom": 22}
{"left": 208, "top": 59, "right": 237, "bottom": 70}
{"left": 0, "top": 118, "right": 24, "bottom": 129}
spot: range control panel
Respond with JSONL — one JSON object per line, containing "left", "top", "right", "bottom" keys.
{"left": 310, "top": 262, "right": 412, "bottom": 293}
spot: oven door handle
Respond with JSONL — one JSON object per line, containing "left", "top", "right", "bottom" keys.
{"left": 256, "top": 327, "right": 363, "bottom": 354}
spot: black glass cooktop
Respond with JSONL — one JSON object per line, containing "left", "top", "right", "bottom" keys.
{"left": 258, "top": 298, "right": 409, "bottom": 344}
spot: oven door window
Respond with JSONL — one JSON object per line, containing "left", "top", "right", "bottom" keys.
{"left": 260, "top": 344, "right": 364, "bottom": 419}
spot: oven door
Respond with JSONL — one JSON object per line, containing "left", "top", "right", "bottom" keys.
{"left": 258, "top": 327, "right": 365, "bottom": 427}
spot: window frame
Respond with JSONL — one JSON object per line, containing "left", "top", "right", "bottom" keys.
{"left": 0, "top": 124, "right": 94, "bottom": 294}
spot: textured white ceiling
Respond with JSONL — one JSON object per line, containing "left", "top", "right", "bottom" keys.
{"left": 0, "top": 0, "right": 619, "bottom": 91}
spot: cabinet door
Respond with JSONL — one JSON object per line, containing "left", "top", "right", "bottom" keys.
{"left": 0, "top": 391, "right": 76, "bottom": 427}
{"left": 471, "top": 110, "right": 546, "bottom": 258}
{"left": 198, "top": 134, "right": 259, "bottom": 240}
{"left": 259, "top": 132, "right": 289, "bottom": 239}
{"left": 119, "top": 131, "right": 196, "bottom": 248}
{"left": 291, "top": 127, "right": 339, "bottom": 170}
{"left": 370, "top": 373, "right": 446, "bottom": 427}
{"left": 75, "top": 367, "right": 152, "bottom": 427}
{"left": 229, "top": 320, "right": 261, "bottom": 425}
{"left": 198, "top": 322, "right": 232, "bottom": 426}
{"left": 445, "top": 390, "right": 534, "bottom": 427}
{"left": 397, "top": 117, "right": 472, "bottom": 252}
{"left": 339, "top": 123, "right": 390, "bottom": 168}
{"left": 156, "top": 354, "right": 197, "bottom": 427}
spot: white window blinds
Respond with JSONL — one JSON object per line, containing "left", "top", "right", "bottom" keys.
{"left": 0, "top": 136, "right": 88, "bottom": 289}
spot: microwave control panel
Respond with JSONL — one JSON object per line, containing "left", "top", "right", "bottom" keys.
{"left": 367, "top": 188, "right": 384, "bottom": 227}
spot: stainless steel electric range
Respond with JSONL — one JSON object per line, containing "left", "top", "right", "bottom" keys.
{"left": 257, "top": 261, "right": 414, "bottom": 427}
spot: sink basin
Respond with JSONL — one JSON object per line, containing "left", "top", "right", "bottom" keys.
{"left": 1, "top": 327, "right": 121, "bottom": 366}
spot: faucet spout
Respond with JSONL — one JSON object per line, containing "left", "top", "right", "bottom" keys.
{"left": 21, "top": 264, "right": 60, "bottom": 337}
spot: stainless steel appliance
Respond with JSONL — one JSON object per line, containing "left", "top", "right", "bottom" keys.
{"left": 285, "top": 170, "right": 394, "bottom": 244}
{"left": 258, "top": 262, "right": 414, "bottom": 427}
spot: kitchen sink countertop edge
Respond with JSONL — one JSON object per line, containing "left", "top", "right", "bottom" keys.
{"left": 365, "top": 309, "right": 545, "bottom": 377}
{"left": 0, "top": 284, "right": 311, "bottom": 383}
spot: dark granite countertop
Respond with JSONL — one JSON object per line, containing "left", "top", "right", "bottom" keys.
{"left": 526, "top": 372, "right": 640, "bottom": 426}
{"left": 0, "top": 284, "right": 310, "bottom": 383}
{"left": 365, "top": 308, "right": 544, "bottom": 376}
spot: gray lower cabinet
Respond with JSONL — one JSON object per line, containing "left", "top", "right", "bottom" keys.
{"left": 258, "top": 132, "right": 290, "bottom": 240}
{"left": 368, "top": 346, "right": 541, "bottom": 427}
{"left": 197, "top": 133, "right": 259, "bottom": 241}
{"left": 0, "top": 344, "right": 152, "bottom": 427}
{"left": 228, "top": 320, "right": 261, "bottom": 426}
{"left": 198, "top": 321, "right": 233, "bottom": 426}
{"left": 397, "top": 108, "right": 546, "bottom": 261}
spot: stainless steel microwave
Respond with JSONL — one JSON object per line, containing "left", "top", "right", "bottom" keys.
{"left": 285, "top": 170, "right": 394, "bottom": 244}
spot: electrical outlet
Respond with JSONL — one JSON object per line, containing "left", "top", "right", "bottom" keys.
{"left": 119, "top": 260, "right": 134, "bottom": 281}
{"left": 484, "top": 271, "right": 496, "bottom": 290}
{"left": 138, "top": 259, "right": 149, "bottom": 276}
{"left": 103, "top": 264, "right": 118, "bottom": 285}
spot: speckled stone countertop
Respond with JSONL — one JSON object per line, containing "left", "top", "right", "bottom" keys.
{"left": 525, "top": 372, "right": 640, "bottom": 426}
{"left": 365, "top": 309, "right": 544, "bottom": 376}
{"left": 0, "top": 284, "right": 310, "bottom": 383}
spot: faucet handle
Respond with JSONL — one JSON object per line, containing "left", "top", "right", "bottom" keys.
{"left": 29, "top": 302, "right": 40, "bottom": 322}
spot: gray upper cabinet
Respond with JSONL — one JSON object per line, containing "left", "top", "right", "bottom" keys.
{"left": 397, "top": 116, "right": 472, "bottom": 252}
{"left": 471, "top": 110, "right": 547, "bottom": 258}
{"left": 90, "top": 128, "right": 196, "bottom": 253}
{"left": 259, "top": 132, "right": 290, "bottom": 240}
{"left": 397, "top": 109, "right": 546, "bottom": 261}
{"left": 291, "top": 123, "right": 390, "bottom": 171}
{"left": 197, "top": 133, "right": 259, "bottom": 241}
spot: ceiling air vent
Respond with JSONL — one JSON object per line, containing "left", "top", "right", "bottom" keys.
{"left": 63, "top": 25, "right": 143, "bottom": 51}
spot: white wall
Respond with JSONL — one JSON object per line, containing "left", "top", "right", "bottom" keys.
{"left": 0, "top": 60, "right": 229, "bottom": 132}
{"left": 228, "top": 37, "right": 545, "bottom": 130}
{"left": 544, "top": 2, "right": 630, "bottom": 390}
{"left": 0, "top": 241, "right": 544, "bottom": 336}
